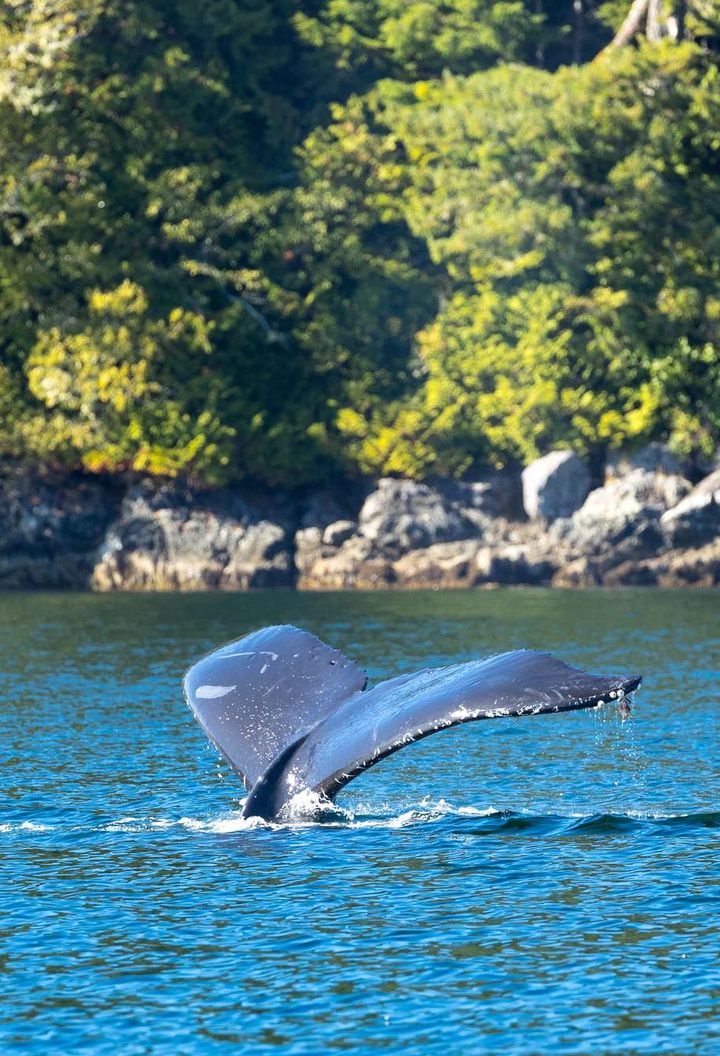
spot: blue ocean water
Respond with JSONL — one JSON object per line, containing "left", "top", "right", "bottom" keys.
{"left": 1, "top": 589, "right": 718, "bottom": 1054}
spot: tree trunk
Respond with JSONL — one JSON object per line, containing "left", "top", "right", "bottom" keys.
{"left": 601, "top": 0, "right": 683, "bottom": 50}
{"left": 573, "top": 0, "right": 585, "bottom": 64}
{"left": 676, "top": 0, "right": 687, "bottom": 39}
{"left": 534, "top": 0, "right": 545, "bottom": 66}
{"left": 646, "top": 0, "right": 664, "bottom": 40}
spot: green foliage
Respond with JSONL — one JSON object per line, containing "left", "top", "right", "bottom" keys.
{"left": 295, "top": 0, "right": 541, "bottom": 81}
{"left": 0, "top": 0, "right": 334, "bottom": 484}
{"left": 315, "top": 39, "right": 720, "bottom": 475}
{"left": 25, "top": 280, "right": 234, "bottom": 479}
{"left": 0, "top": 1, "right": 718, "bottom": 488}
{"left": 295, "top": 0, "right": 618, "bottom": 84}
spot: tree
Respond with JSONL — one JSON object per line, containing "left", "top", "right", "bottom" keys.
{"left": 307, "top": 39, "right": 720, "bottom": 475}
{"left": 295, "top": 0, "right": 616, "bottom": 83}
{"left": 0, "top": 1, "right": 718, "bottom": 488}
{"left": 0, "top": 0, "right": 337, "bottom": 484}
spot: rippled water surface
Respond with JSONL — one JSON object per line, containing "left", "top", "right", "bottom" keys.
{"left": 1, "top": 589, "right": 719, "bottom": 1054}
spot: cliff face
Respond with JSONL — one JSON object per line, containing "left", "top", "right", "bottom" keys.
{"left": 0, "top": 472, "right": 120, "bottom": 588}
{"left": 2, "top": 448, "right": 719, "bottom": 591}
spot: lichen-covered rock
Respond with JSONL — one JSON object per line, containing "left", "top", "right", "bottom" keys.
{"left": 294, "top": 487, "right": 367, "bottom": 586}
{"left": 552, "top": 470, "right": 690, "bottom": 563}
{"left": 660, "top": 469, "right": 720, "bottom": 548}
{"left": 476, "top": 544, "right": 556, "bottom": 585}
{"left": 91, "top": 481, "right": 295, "bottom": 591}
{"left": 296, "top": 533, "right": 394, "bottom": 590}
{"left": 521, "top": 451, "right": 590, "bottom": 521}
{"left": 602, "top": 541, "right": 720, "bottom": 588}
{"left": 357, "top": 478, "right": 480, "bottom": 556}
{"left": 392, "top": 538, "right": 556, "bottom": 589}
{"left": 655, "top": 542, "right": 720, "bottom": 586}
{"left": 393, "top": 541, "right": 483, "bottom": 588}
{"left": 322, "top": 519, "right": 357, "bottom": 547}
{"left": 294, "top": 526, "right": 324, "bottom": 582}
{"left": 550, "top": 470, "right": 692, "bottom": 586}
{"left": 551, "top": 556, "right": 603, "bottom": 588}
{"left": 0, "top": 471, "right": 119, "bottom": 588}
{"left": 2, "top": 458, "right": 719, "bottom": 592}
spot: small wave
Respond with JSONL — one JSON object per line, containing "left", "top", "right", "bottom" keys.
{"left": 2, "top": 806, "right": 717, "bottom": 837}
{"left": 0, "top": 821, "right": 54, "bottom": 833}
{"left": 635, "top": 809, "right": 720, "bottom": 830}
{"left": 562, "top": 810, "right": 720, "bottom": 836}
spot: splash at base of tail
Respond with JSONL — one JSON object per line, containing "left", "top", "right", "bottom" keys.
{"left": 183, "top": 625, "right": 641, "bottom": 821}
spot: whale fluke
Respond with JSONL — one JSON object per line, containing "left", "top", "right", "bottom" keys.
{"left": 184, "top": 625, "right": 641, "bottom": 820}
{"left": 183, "top": 625, "right": 367, "bottom": 790}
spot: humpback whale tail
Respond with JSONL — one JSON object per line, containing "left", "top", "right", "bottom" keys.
{"left": 183, "top": 625, "right": 642, "bottom": 821}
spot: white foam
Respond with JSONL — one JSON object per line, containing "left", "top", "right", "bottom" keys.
{"left": 96, "top": 795, "right": 502, "bottom": 835}
{"left": 0, "top": 821, "right": 54, "bottom": 833}
{"left": 278, "top": 787, "right": 344, "bottom": 822}
{"left": 0, "top": 803, "right": 690, "bottom": 837}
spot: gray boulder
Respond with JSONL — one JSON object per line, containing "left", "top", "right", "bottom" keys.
{"left": 554, "top": 470, "right": 690, "bottom": 560}
{"left": 322, "top": 519, "right": 357, "bottom": 547}
{"left": 294, "top": 487, "right": 364, "bottom": 584}
{"left": 92, "top": 481, "right": 295, "bottom": 591}
{"left": 357, "top": 478, "right": 497, "bottom": 557}
{"left": 521, "top": 451, "right": 590, "bottom": 521}
{"left": 295, "top": 473, "right": 521, "bottom": 588}
{"left": 661, "top": 469, "right": 720, "bottom": 547}
{"left": 293, "top": 526, "right": 324, "bottom": 581}
{"left": 601, "top": 540, "right": 720, "bottom": 588}
{"left": 550, "top": 469, "right": 691, "bottom": 586}
{"left": 605, "top": 442, "right": 683, "bottom": 481}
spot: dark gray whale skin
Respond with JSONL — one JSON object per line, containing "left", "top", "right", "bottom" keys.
{"left": 183, "top": 625, "right": 642, "bottom": 821}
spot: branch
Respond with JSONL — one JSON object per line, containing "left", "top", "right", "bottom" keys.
{"left": 226, "top": 290, "right": 288, "bottom": 344}
{"left": 604, "top": 0, "right": 651, "bottom": 49}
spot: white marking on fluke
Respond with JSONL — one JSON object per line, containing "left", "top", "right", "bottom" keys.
{"left": 196, "top": 684, "right": 236, "bottom": 699}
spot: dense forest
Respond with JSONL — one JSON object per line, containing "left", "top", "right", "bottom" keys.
{"left": 0, "top": 0, "right": 719, "bottom": 488}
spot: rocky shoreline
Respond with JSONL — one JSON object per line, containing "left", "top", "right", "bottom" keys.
{"left": 1, "top": 444, "right": 719, "bottom": 590}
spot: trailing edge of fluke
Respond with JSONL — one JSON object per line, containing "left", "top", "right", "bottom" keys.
{"left": 183, "top": 624, "right": 642, "bottom": 821}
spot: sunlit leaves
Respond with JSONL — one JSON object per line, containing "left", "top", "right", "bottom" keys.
{"left": 314, "top": 38, "right": 720, "bottom": 476}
